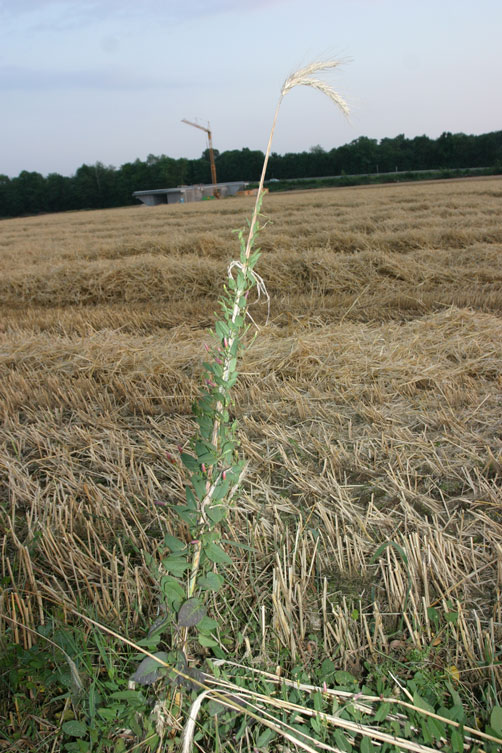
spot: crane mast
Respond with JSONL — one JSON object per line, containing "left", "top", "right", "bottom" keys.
{"left": 181, "top": 119, "right": 218, "bottom": 191}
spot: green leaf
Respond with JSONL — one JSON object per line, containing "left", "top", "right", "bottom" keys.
{"left": 62, "top": 720, "right": 87, "bottom": 738}
{"left": 195, "top": 439, "right": 217, "bottom": 454}
{"left": 374, "top": 702, "right": 391, "bottom": 722}
{"left": 220, "top": 444, "right": 237, "bottom": 462}
{"left": 206, "top": 505, "right": 227, "bottom": 524}
{"left": 162, "top": 555, "right": 190, "bottom": 578}
{"left": 160, "top": 576, "right": 185, "bottom": 607}
{"left": 195, "top": 440, "right": 218, "bottom": 466}
{"left": 176, "top": 506, "right": 197, "bottom": 526}
{"left": 360, "top": 736, "right": 375, "bottom": 753}
{"left": 427, "top": 606, "right": 439, "bottom": 625}
{"left": 179, "top": 666, "right": 205, "bottom": 692}
{"left": 197, "top": 615, "right": 219, "bottom": 633}
{"left": 312, "top": 691, "right": 323, "bottom": 711}
{"left": 181, "top": 453, "right": 199, "bottom": 472}
{"left": 192, "top": 476, "right": 208, "bottom": 501}
{"left": 197, "top": 394, "right": 215, "bottom": 413}
{"left": 319, "top": 658, "right": 336, "bottom": 681}
{"left": 413, "top": 692, "right": 434, "bottom": 714}
{"left": 202, "top": 361, "right": 217, "bottom": 375}
{"left": 97, "top": 707, "right": 117, "bottom": 721}
{"left": 204, "top": 541, "right": 232, "bottom": 565}
{"left": 490, "top": 706, "right": 502, "bottom": 735}
{"left": 420, "top": 718, "right": 433, "bottom": 744}
{"left": 370, "top": 540, "right": 408, "bottom": 566}
{"left": 198, "top": 633, "right": 218, "bottom": 647}
{"left": 334, "top": 729, "right": 352, "bottom": 752}
{"left": 310, "top": 717, "right": 322, "bottom": 734}
{"left": 196, "top": 414, "right": 213, "bottom": 437}
{"left": 451, "top": 727, "right": 464, "bottom": 753}
{"left": 445, "top": 681, "right": 463, "bottom": 709}
{"left": 178, "top": 598, "right": 207, "bottom": 627}
{"left": 391, "top": 720, "right": 401, "bottom": 737}
{"left": 256, "top": 728, "right": 276, "bottom": 747}
{"left": 426, "top": 716, "right": 446, "bottom": 741}
{"left": 201, "top": 530, "right": 218, "bottom": 544}
{"left": 449, "top": 705, "right": 465, "bottom": 723}
{"left": 131, "top": 652, "right": 169, "bottom": 686}
{"left": 163, "top": 534, "right": 186, "bottom": 552}
{"left": 334, "top": 670, "right": 357, "bottom": 686}
{"left": 215, "top": 321, "right": 229, "bottom": 339}
{"left": 198, "top": 572, "right": 224, "bottom": 592}
{"left": 198, "top": 452, "right": 217, "bottom": 467}
{"left": 185, "top": 486, "right": 197, "bottom": 509}
{"left": 210, "top": 478, "right": 231, "bottom": 501}
{"left": 207, "top": 699, "right": 226, "bottom": 716}
{"left": 290, "top": 724, "right": 311, "bottom": 744}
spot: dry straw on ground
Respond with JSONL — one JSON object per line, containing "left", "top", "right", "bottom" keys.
{"left": 1, "top": 177, "right": 502, "bottom": 703}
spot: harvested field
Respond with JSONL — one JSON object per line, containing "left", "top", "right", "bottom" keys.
{"left": 1, "top": 177, "right": 502, "bottom": 708}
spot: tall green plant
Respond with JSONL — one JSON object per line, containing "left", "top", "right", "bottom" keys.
{"left": 177, "top": 61, "right": 349, "bottom": 652}
{"left": 135, "top": 61, "right": 349, "bottom": 682}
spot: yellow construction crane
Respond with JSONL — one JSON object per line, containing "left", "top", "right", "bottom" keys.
{"left": 181, "top": 119, "right": 218, "bottom": 189}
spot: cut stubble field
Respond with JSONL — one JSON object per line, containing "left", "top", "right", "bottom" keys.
{"left": 1, "top": 178, "right": 502, "bottom": 705}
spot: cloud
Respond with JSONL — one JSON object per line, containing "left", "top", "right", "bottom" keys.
{"left": 0, "top": 64, "right": 186, "bottom": 91}
{"left": 1, "top": 0, "right": 288, "bottom": 31}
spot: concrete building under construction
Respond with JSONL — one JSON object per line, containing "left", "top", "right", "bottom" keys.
{"left": 133, "top": 181, "right": 248, "bottom": 206}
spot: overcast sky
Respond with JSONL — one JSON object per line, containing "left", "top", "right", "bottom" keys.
{"left": 1, "top": 0, "right": 501, "bottom": 177}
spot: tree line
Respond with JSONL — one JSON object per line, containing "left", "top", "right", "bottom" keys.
{"left": 1, "top": 130, "right": 501, "bottom": 218}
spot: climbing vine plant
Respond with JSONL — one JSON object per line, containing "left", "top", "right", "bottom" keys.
{"left": 133, "top": 59, "right": 349, "bottom": 684}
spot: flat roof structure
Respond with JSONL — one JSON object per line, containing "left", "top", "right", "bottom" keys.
{"left": 133, "top": 181, "right": 248, "bottom": 205}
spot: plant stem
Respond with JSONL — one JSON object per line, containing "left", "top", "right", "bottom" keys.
{"left": 184, "top": 99, "right": 283, "bottom": 614}
{"left": 180, "top": 62, "right": 349, "bottom": 652}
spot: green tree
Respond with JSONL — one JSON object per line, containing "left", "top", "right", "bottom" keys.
{"left": 14, "top": 170, "right": 47, "bottom": 214}
{"left": 0, "top": 174, "right": 20, "bottom": 217}
{"left": 46, "top": 172, "right": 74, "bottom": 212}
